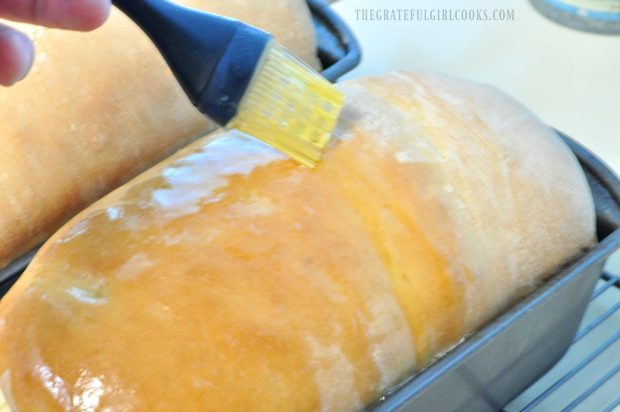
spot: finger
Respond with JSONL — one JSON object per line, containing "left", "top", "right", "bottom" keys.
{"left": 0, "top": 24, "right": 34, "bottom": 86}
{"left": 0, "top": 0, "right": 111, "bottom": 32}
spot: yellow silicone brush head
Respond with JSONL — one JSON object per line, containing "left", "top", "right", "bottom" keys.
{"left": 227, "top": 42, "right": 345, "bottom": 168}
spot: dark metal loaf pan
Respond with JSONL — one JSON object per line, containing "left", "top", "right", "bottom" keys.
{"left": 0, "top": 0, "right": 362, "bottom": 297}
{"left": 369, "top": 131, "right": 620, "bottom": 412}
{"left": 309, "top": 0, "right": 362, "bottom": 81}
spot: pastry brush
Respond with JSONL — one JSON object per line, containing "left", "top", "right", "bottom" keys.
{"left": 112, "top": 0, "right": 344, "bottom": 167}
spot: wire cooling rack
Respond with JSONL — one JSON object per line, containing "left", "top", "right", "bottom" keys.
{"left": 506, "top": 271, "right": 620, "bottom": 412}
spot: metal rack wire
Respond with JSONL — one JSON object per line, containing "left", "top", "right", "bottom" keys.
{"left": 506, "top": 271, "right": 620, "bottom": 412}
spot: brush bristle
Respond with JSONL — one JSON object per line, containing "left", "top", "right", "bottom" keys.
{"left": 227, "top": 43, "right": 345, "bottom": 168}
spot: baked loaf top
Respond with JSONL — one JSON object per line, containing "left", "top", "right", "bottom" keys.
{"left": 0, "top": 0, "right": 319, "bottom": 269}
{"left": 0, "top": 72, "right": 595, "bottom": 411}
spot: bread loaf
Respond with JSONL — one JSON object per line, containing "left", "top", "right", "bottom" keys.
{"left": 0, "top": 72, "right": 595, "bottom": 411}
{"left": 0, "top": 0, "right": 320, "bottom": 269}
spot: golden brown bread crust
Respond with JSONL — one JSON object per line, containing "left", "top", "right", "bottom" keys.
{"left": 0, "top": 72, "right": 595, "bottom": 411}
{"left": 0, "top": 0, "right": 319, "bottom": 269}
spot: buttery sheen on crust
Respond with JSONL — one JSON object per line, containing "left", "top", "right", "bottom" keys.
{"left": 0, "top": 0, "right": 319, "bottom": 269}
{"left": 0, "top": 72, "right": 595, "bottom": 411}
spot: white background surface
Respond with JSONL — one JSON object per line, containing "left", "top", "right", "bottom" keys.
{"left": 330, "top": 0, "right": 620, "bottom": 410}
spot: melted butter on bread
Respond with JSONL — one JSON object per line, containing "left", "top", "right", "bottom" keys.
{"left": 0, "top": 72, "right": 595, "bottom": 411}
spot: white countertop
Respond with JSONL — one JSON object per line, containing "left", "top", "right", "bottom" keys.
{"left": 333, "top": 0, "right": 620, "bottom": 275}
{"left": 331, "top": 1, "right": 620, "bottom": 410}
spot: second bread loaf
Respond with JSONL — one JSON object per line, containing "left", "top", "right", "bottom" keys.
{"left": 0, "top": 0, "right": 320, "bottom": 269}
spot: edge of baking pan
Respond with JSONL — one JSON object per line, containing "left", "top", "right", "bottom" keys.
{"left": 0, "top": 249, "right": 36, "bottom": 286}
{"left": 560, "top": 131, "right": 620, "bottom": 239}
{"left": 0, "top": 2, "right": 361, "bottom": 299}
{"left": 369, "top": 131, "right": 620, "bottom": 411}
{"left": 309, "top": 0, "right": 362, "bottom": 82}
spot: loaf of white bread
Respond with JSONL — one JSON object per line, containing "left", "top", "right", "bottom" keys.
{"left": 0, "top": 0, "right": 320, "bottom": 270}
{"left": 0, "top": 72, "right": 595, "bottom": 411}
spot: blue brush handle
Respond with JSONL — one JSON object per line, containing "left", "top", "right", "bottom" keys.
{"left": 112, "top": 0, "right": 271, "bottom": 125}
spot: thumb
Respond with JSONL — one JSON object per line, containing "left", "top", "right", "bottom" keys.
{"left": 0, "top": 0, "right": 111, "bottom": 32}
{"left": 0, "top": 25, "right": 34, "bottom": 86}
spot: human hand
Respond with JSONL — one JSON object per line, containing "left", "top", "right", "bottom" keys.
{"left": 0, "top": 0, "right": 111, "bottom": 86}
